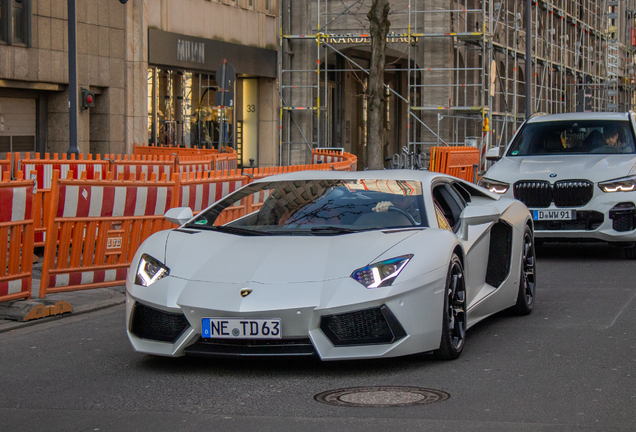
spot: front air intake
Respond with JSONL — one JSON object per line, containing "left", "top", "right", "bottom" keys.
{"left": 320, "top": 305, "right": 406, "bottom": 346}
{"left": 130, "top": 302, "right": 190, "bottom": 343}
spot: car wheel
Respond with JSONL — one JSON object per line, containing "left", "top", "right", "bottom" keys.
{"left": 624, "top": 244, "right": 636, "bottom": 260}
{"left": 434, "top": 253, "right": 466, "bottom": 360}
{"left": 511, "top": 226, "right": 536, "bottom": 315}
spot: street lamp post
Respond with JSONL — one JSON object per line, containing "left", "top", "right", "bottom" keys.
{"left": 67, "top": 0, "right": 128, "bottom": 156}
{"left": 67, "top": 0, "right": 79, "bottom": 156}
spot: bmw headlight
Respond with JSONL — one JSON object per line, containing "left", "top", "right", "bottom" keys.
{"left": 478, "top": 177, "right": 510, "bottom": 194}
{"left": 598, "top": 175, "right": 636, "bottom": 193}
{"left": 135, "top": 254, "right": 170, "bottom": 286}
{"left": 351, "top": 255, "right": 413, "bottom": 288}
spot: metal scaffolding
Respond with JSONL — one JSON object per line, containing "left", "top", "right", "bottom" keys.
{"left": 279, "top": 0, "right": 636, "bottom": 167}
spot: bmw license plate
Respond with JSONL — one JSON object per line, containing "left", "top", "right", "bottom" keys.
{"left": 201, "top": 318, "right": 282, "bottom": 339}
{"left": 532, "top": 209, "right": 575, "bottom": 221}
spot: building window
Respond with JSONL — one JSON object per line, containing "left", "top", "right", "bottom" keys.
{"left": 0, "top": 0, "right": 31, "bottom": 45}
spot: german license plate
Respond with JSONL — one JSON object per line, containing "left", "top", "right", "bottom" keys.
{"left": 532, "top": 209, "right": 575, "bottom": 221}
{"left": 201, "top": 318, "right": 282, "bottom": 339}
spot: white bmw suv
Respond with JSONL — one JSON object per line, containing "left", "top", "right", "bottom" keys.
{"left": 479, "top": 112, "right": 636, "bottom": 258}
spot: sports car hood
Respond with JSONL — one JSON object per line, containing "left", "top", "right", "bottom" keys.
{"left": 162, "top": 229, "right": 420, "bottom": 284}
{"left": 487, "top": 154, "right": 636, "bottom": 183}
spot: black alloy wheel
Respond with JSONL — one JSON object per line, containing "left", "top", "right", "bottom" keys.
{"left": 434, "top": 253, "right": 466, "bottom": 360}
{"left": 512, "top": 226, "right": 536, "bottom": 315}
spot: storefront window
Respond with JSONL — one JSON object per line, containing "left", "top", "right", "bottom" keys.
{"left": 147, "top": 67, "right": 234, "bottom": 149}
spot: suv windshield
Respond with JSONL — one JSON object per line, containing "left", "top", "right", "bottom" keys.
{"left": 507, "top": 120, "right": 636, "bottom": 156}
{"left": 186, "top": 179, "right": 428, "bottom": 235}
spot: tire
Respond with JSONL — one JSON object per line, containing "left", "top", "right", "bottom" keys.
{"left": 434, "top": 253, "right": 466, "bottom": 360}
{"left": 625, "top": 244, "right": 636, "bottom": 260}
{"left": 511, "top": 226, "right": 536, "bottom": 315}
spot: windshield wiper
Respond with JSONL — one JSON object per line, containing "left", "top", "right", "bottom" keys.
{"left": 309, "top": 226, "right": 362, "bottom": 235}
{"left": 207, "top": 225, "right": 271, "bottom": 236}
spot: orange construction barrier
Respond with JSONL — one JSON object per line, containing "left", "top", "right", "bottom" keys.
{"left": 429, "top": 146, "right": 479, "bottom": 183}
{"left": 19, "top": 153, "right": 109, "bottom": 247}
{"left": 109, "top": 154, "right": 177, "bottom": 180}
{"left": 176, "top": 155, "right": 216, "bottom": 176}
{"left": 39, "top": 170, "right": 180, "bottom": 296}
{"left": 312, "top": 149, "right": 357, "bottom": 171}
{"left": 0, "top": 154, "right": 11, "bottom": 179}
{"left": 134, "top": 144, "right": 218, "bottom": 157}
{"left": 179, "top": 170, "right": 250, "bottom": 221}
{"left": 0, "top": 171, "right": 35, "bottom": 303}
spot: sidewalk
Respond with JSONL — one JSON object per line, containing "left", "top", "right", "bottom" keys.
{"left": 0, "top": 259, "right": 126, "bottom": 333}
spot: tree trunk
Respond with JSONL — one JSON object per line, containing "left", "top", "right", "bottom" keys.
{"left": 366, "top": 0, "right": 391, "bottom": 170}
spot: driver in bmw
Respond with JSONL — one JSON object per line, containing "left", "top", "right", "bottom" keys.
{"left": 594, "top": 125, "right": 633, "bottom": 153}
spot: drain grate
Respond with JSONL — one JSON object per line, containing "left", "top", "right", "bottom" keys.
{"left": 314, "top": 386, "right": 450, "bottom": 407}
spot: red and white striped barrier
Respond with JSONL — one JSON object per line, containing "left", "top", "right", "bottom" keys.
{"left": 57, "top": 183, "right": 175, "bottom": 218}
{"left": 0, "top": 172, "right": 35, "bottom": 303}
{"left": 180, "top": 172, "right": 248, "bottom": 213}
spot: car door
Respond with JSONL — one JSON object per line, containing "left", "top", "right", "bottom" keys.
{"left": 433, "top": 180, "right": 500, "bottom": 311}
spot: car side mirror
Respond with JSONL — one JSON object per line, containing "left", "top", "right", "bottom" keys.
{"left": 459, "top": 205, "right": 500, "bottom": 240}
{"left": 486, "top": 147, "right": 502, "bottom": 161}
{"left": 164, "top": 207, "right": 194, "bottom": 226}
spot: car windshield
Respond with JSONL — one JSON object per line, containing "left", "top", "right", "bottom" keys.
{"left": 186, "top": 179, "right": 428, "bottom": 235}
{"left": 507, "top": 120, "right": 636, "bottom": 156}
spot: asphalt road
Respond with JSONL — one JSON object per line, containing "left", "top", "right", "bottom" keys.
{"left": 1, "top": 242, "right": 635, "bottom": 432}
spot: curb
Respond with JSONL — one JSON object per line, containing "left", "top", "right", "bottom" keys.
{"left": 0, "top": 289, "right": 126, "bottom": 334}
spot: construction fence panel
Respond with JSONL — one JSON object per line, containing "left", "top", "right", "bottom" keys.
{"left": 19, "top": 154, "right": 110, "bottom": 247}
{"left": 0, "top": 173, "right": 34, "bottom": 303}
{"left": 109, "top": 154, "right": 176, "bottom": 180}
{"left": 133, "top": 144, "right": 218, "bottom": 157}
{"left": 39, "top": 170, "right": 180, "bottom": 297}
{"left": 0, "top": 154, "right": 11, "bottom": 178}
{"left": 429, "top": 146, "right": 479, "bottom": 183}
{"left": 179, "top": 170, "right": 251, "bottom": 225}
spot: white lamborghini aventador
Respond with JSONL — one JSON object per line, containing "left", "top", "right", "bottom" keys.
{"left": 126, "top": 170, "right": 535, "bottom": 361}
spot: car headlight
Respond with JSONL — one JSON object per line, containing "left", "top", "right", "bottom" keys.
{"left": 478, "top": 177, "right": 510, "bottom": 194}
{"left": 135, "top": 253, "right": 170, "bottom": 286}
{"left": 351, "top": 255, "right": 413, "bottom": 288}
{"left": 598, "top": 175, "right": 636, "bottom": 193}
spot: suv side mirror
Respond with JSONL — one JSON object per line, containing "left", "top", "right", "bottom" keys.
{"left": 164, "top": 207, "right": 194, "bottom": 226}
{"left": 486, "top": 147, "right": 502, "bottom": 161}
{"left": 459, "top": 205, "right": 500, "bottom": 240}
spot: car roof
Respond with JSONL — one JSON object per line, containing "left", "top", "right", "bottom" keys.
{"left": 251, "top": 169, "right": 447, "bottom": 184}
{"left": 527, "top": 112, "right": 631, "bottom": 123}
{"left": 250, "top": 169, "right": 502, "bottom": 200}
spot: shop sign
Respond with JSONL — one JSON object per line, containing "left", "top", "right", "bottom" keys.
{"left": 177, "top": 39, "right": 205, "bottom": 64}
{"left": 322, "top": 34, "right": 418, "bottom": 44}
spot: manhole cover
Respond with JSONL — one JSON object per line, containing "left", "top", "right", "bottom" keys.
{"left": 314, "top": 386, "right": 450, "bottom": 407}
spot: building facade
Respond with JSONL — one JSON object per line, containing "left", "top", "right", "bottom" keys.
{"left": 0, "top": 0, "right": 280, "bottom": 168}
{"left": 281, "top": 0, "right": 636, "bottom": 168}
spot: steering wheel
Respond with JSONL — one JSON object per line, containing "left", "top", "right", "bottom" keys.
{"left": 591, "top": 145, "right": 620, "bottom": 154}
{"left": 388, "top": 206, "right": 417, "bottom": 226}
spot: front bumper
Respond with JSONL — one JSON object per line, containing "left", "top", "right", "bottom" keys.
{"left": 125, "top": 266, "right": 447, "bottom": 360}
{"left": 513, "top": 191, "right": 636, "bottom": 243}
